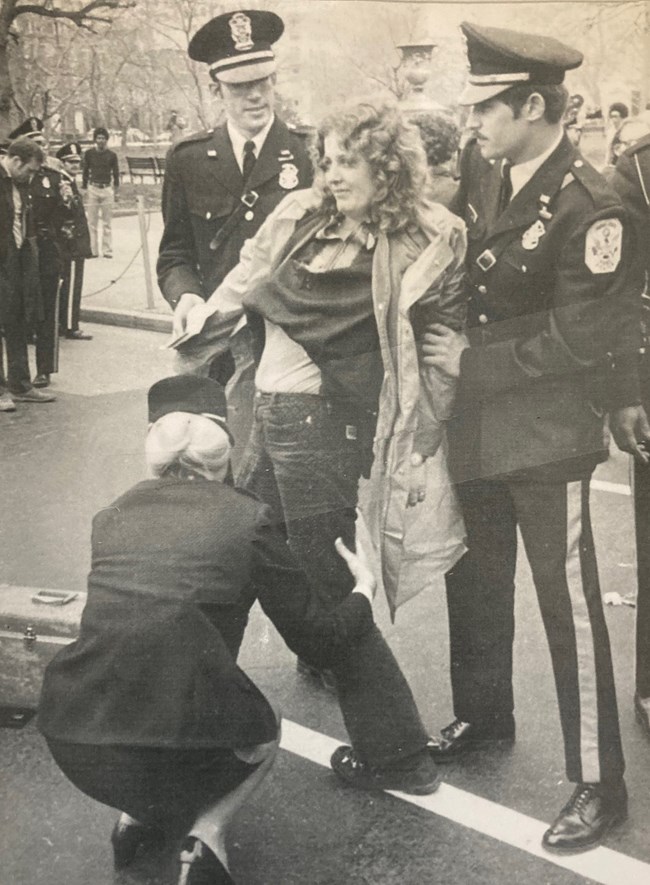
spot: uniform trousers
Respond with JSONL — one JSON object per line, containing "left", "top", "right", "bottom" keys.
{"left": 59, "top": 257, "right": 85, "bottom": 334}
{"left": 634, "top": 457, "right": 650, "bottom": 698}
{"left": 0, "top": 240, "right": 34, "bottom": 394}
{"left": 34, "top": 240, "right": 61, "bottom": 376}
{"left": 445, "top": 474, "right": 625, "bottom": 784}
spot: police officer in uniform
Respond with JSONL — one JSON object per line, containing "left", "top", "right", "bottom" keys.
{"left": 158, "top": 9, "right": 312, "bottom": 342}
{"left": 422, "top": 23, "right": 630, "bottom": 852}
{"left": 55, "top": 142, "right": 93, "bottom": 341}
{"left": 9, "top": 117, "right": 73, "bottom": 388}
{"left": 609, "top": 133, "right": 650, "bottom": 739}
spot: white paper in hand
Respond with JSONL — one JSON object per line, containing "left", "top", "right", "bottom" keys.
{"left": 166, "top": 301, "right": 216, "bottom": 349}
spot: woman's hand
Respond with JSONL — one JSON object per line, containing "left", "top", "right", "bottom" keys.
{"left": 407, "top": 452, "right": 427, "bottom": 507}
{"left": 335, "top": 537, "right": 376, "bottom": 602}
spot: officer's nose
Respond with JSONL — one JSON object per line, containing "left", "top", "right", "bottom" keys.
{"left": 467, "top": 108, "right": 481, "bottom": 130}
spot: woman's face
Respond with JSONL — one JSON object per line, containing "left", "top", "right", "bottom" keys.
{"left": 321, "top": 135, "right": 377, "bottom": 222}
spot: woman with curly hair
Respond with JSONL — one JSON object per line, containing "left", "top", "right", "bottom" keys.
{"left": 175, "top": 99, "right": 467, "bottom": 650}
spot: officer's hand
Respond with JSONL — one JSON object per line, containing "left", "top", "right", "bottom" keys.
{"left": 59, "top": 181, "right": 74, "bottom": 204}
{"left": 610, "top": 405, "right": 650, "bottom": 464}
{"left": 407, "top": 452, "right": 427, "bottom": 507}
{"left": 335, "top": 537, "right": 376, "bottom": 602}
{"left": 421, "top": 324, "right": 469, "bottom": 378}
{"left": 173, "top": 292, "right": 205, "bottom": 338}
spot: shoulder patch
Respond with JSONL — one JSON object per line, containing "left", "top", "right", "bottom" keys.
{"left": 585, "top": 218, "right": 622, "bottom": 274}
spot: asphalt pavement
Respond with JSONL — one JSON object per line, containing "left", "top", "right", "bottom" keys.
{"left": 2, "top": 263, "right": 650, "bottom": 883}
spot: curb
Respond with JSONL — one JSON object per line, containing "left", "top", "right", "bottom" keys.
{"left": 80, "top": 305, "right": 172, "bottom": 334}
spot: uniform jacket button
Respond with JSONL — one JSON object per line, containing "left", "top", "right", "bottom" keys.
{"left": 478, "top": 284, "right": 487, "bottom": 295}
{"left": 478, "top": 313, "right": 489, "bottom": 325}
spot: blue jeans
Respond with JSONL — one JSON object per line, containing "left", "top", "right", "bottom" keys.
{"left": 236, "top": 391, "right": 369, "bottom": 607}
{"left": 236, "top": 391, "right": 431, "bottom": 767}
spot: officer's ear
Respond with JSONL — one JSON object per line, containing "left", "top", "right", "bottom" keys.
{"left": 524, "top": 92, "right": 547, "bottom": 123}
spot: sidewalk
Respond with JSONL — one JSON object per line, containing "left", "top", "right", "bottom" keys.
{"left": 79, "top": 211, "right": 172, "bottom": 335}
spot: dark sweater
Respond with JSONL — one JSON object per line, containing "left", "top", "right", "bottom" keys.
{"left": 82, "top": 147, "right": 119, "bottom": 188}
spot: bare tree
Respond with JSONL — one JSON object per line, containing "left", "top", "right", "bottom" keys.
{"left": 0, "top": 0, "right": 134, "bottom": 131}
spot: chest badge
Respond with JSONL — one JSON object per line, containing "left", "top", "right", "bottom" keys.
{"left": 207, "top": 149, "right": 217, "bottom": 158}
{"left": 42, "top": 176, "right": 51, "bottom": 189}
{"left": 521, "top": 219, "right": 546, "bottom": 250}
{"left": 279, "top": 162, "right": 299, "bottom": 190}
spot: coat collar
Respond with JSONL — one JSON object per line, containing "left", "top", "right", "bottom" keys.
{"left": 485, "top": 135, "right": 577, "bottom": 240}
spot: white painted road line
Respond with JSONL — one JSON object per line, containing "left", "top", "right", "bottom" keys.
{"left": 280, "top": 720, "right": 650, "bottom": 885}
{"left": 591, "top": 480, "right": 631, "bottom": 497}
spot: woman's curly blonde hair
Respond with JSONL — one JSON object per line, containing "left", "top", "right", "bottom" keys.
{"left": 312, "top": 102, "right": 431, "bottom": 234}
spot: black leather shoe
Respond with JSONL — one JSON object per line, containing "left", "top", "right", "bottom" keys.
{"left": 635, "top": 692, "right": 650, "bottom": 739}
{"left": 428, "top": 717, "right": 515, "bottom": 762}
{"left": 542, "top": 781, "right": 628, "bottom": 853}
{"left": 110, "top": 818, "right": 163, "bottom": 869}
{"left": 32, "top": 374, "right": 50, "bottom": 388}
{"left": 178, "top": 837, "right": 234, "bottom": 885}
{"left": 331, "top": 745, "right": 441, "bottom": 795}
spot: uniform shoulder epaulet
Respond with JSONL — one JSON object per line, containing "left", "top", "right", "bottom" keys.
{"left": 170, "top": 128, "right": 215, "bottom": 152}
{"left": 564, "top": 156, "right": 621, "bottom": 210}
{"left": 41, "top": 163, "right": 61, "bottom": 175}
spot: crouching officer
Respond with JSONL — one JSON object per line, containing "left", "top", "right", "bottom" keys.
{"left": 8, "top": 117, "right": 74, "bottom": 388}
{"left": 422, "top": 22, "right": 632, "bottom": 853}
{"left": 609, "top": 133, "right": 650, "bottom": 740}
{"left": 55, "top": 142, "right": 93, "bottom": 341}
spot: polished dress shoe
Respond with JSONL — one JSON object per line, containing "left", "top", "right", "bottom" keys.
{"left": 65, "top": 329, "right": 93, "bottom": 340}
{"left": 330, "top": 745, "right": 441, "bottom": 795}
{"left": 635, "top": 692, "right": 650, "bottom": 739}
{"left": 0, "top": 392, "right": 16, "bottom": 412}
{"left": 32, "top": 374, "right": 50, "bottom": 388}
{"left": 178, "top": 837, "right": 234, "bottom": 885}
{"left": 542, "top": 781, "right": 628, "bottom": 853}
{"left": 110, "top": 817, "right": 163, "bottom": 869}
{"left": 428, "top": 716, "right": 515, "bottom": 762}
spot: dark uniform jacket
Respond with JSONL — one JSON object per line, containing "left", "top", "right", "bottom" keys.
{"left": 38, "top": 477, "right": 372, "bottom": 749}
{"left": 0, "top": 163, "right": 40, "bottom": 324}
{"left": 157, "top": 117, "right": 313, "bottom": 308}
{"left": 58, "top": 174, "right": 92, "bottom": 261}
{"left": 30, "top": 164, "right": 73, "bottom": 278}
{"left": 448, "top": 134, "right": 633, "bottom": 482}
{"left": 611, "top": 134, "right": 650, "bottom": 410}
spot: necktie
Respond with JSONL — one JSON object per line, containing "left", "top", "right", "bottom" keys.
{"left": 242, "top": 140, "right": 256, "bottom": 183}
{"left": 498, "top": 162, "right": 513, "bottom": 215}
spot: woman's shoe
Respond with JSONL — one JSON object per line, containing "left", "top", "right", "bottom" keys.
{"left": 178, "top": 837, "right": 234, "bottom": 885}
{"left": 110, "top": 817, "right": 162, "bottom": 869}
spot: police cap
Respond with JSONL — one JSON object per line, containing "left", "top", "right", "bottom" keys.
{"left": 459, "top": 22, "right": 583, "bottom": 106}
{"left": 188, "top": 9, "right": 283, "bottom": 84}
{"left": 148, "top": 375, "right": 233, "bottom": 443}
{"left": 8, "top": 116, "right": 44, "bottom": 140}
{"left": 56, "top": 142, "right": 82, "bottom": 162}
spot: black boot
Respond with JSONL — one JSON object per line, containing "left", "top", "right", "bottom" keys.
{"left": 178, "top": 837, "right": 234, "bottom": 885}
{"left": 110, "top": 817, "right": 163, "bottom": 868}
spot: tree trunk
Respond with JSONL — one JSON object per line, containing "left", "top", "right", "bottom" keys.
{"left": 0, "top": 29, "right": 14, "bottom": 133}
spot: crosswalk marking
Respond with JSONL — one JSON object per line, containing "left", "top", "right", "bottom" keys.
{"left": 280, "top": 719, "right": 650, "bottom": 885}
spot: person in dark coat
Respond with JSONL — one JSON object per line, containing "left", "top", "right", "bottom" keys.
{"left": 0, "top": 136, "right": 55, "bottom": 411}
{"left": 422, "top": 22, "right": 632, "bottom": 853}
{"left": 8, "top": 118, "right": 74, "bottom": 389}
{"left": 55, "top": 142, "right": 93, "bottom": 340}
{"left": 157, "top": 8, "right": 313, "bottom": 400}
{"left": 609, "top": 133, "right": 650, "bottom": 739}
{"left": 38, "top": 375, "right": 440, "bottom": 885}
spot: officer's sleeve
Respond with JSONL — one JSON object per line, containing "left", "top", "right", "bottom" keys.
{"left": 459, "top": 209, "right": 636, "bottom": 400}
{"left": 412, "top": 218, "right": 467, "bottom": 452}
{"left": 251, "top": 507, "right": 374, "bottom": 669}
{"left": 157, "top": 147, "right": 205, "bottom": 308}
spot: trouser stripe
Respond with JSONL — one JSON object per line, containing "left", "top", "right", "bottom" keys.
{"left": 565, "top": 480, "right": 601, "bottom": 784}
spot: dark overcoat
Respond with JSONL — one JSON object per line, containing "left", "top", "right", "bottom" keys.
{"left": 58, "top": 176, "right": 92, "bottom": 261}
{"left": 448, "top": 135, "right": 635, "bottom": 482}
{"left": 38, "top": 477, "right": 372, "bottom": 750}
{"left": 0, "top": 164, "right": 41, "bottom": 325}
{"left": 157, "top": 117, "right": 313, "bottom": 308}
{"left": 30, "top": 164, "right": 73, "bottom": 278}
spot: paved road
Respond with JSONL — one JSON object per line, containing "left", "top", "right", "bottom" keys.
{"left": 1, "top": 324, "right": 649, "bottom": 885}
